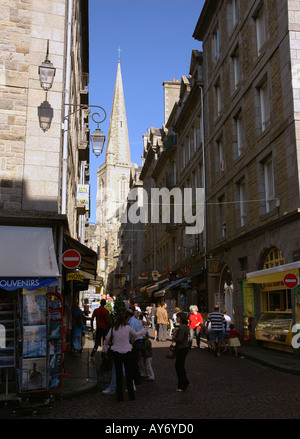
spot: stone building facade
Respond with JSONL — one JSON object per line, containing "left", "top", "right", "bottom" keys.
{"left": 193, "top": 0, "right": 300, "bottom": 346}
{"left": 125, "top": 0, "right": 300, "bottom": 351}
{"left": 137, "top": 53, "right": 206, "bottom": 312}
{"left": 0, "top": 0, "right": 97, "bottom": 396}
{"left": 0, "top": 0, "right": 96, "bottom": 299}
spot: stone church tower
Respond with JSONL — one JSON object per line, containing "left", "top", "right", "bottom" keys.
{"left": 96, "top": 59, "right": 132, "bottom": 294}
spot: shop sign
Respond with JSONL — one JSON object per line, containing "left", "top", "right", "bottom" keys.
{"left": 152, "top": 270, "right": 159, "bottom": 281}
{"left": 77, "top": 184, "right": 90, "bottom": 211}
{"left": 0, "top": 278, "right": 57, "bottom": 291}
{"left": 242, "top": 280, "right": 255, "bottom": 317}
{"left": 181, "top": 280, "right": 192, "bottom": 289}
{"left": 66, "top": 273, "right": 84, "bottom": 282}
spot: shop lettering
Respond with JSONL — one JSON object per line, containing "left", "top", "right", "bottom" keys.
{"left": 66, "top": 273, "right": 84, "bottom": 282}
{"left": 0, "top": 279, "right": 39, "bottom": 288}
{"left": 292, "top": 324, "right": 300, "bottom": 349}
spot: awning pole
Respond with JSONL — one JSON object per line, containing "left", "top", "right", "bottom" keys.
{"left": 57, "top": 226, "right": 64, "bottom": 293}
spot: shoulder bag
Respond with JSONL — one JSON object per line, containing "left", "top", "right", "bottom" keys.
{"left": 101, "top": 328, "right": 114, "bottom": 370}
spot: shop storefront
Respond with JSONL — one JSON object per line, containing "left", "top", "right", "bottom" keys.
{"left": 246, "top": 260, "right": 300, "bottom": 353}
{"left": 153, "top": 276, "right": 190, "bottom": 313}
{"left": 0, "top": 226, "right": 63, "bottom": 400}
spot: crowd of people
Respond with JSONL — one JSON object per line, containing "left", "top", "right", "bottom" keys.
{"left": 70, "top": 298, "right": 241, "bottom": 401}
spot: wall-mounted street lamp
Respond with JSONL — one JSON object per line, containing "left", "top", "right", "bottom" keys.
{"left": 64, "top": 104, "right": 107, "bottom": 158}
{"left": 90, "top": 112, "right": 106, "bottom": 157}
{"left": 38, "top": 40, "right": 56, "bottom": 91}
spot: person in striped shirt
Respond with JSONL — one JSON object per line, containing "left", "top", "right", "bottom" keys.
{"left": 205, "top": 305, "right": 226, "bottom": 357}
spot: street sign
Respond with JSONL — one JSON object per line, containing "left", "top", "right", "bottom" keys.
{"left": 152, "top": 270, "right": 159, "bottom": 281}
{"left": 283, "top": 273, "right": 299, "bottom": 289}
{"left": 62, "top": 249, "right": 81, "bottom": 269}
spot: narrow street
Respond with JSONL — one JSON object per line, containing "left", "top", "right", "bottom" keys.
{"left": 2, "top": 332, "right": 300, "bottom": 421}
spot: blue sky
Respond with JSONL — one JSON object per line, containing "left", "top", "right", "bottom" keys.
{"left": 88, "top": 0, "right": 205, "bottom": 223}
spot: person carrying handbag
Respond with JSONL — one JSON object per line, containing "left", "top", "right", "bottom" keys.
{"left": 172, "top": 312, "right": 190, "bottom": 392}
{"left": 102, "top": 310, "right": 147, "bottom": 402}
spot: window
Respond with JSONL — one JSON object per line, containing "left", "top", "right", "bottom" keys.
{"left": 232, "top": 0, "right": 239, "bottom": 26}
{"left": 263, "top": 248, "right": 285, "bottom": 269}
{"left": 218, "top": 195, "right": 226, "bottom": 238}
{"left": 233, "top": 111, "right": 244, "bottom": 157}
{"left": 191, "top": 126, "right": 196, "bottom": 153}
{"left": 217, "top": 139, "right": 224, "bottom": 174}
{"left": 263, "top": 157, "right": 275, "bottom": 212}
{"left": 186, "top": 137, "right": 190, "bottom": 162}
{"left": 212, "top": 26, "right": 220, "bottom": 60}
{"left": 198, "top": 163, "right": 204, "bottom": 188}
{"left": 255, "top": 5, "right": 266, "bottom": 56}
{"left": 215, "top": 80, "right": 222, "bottom": 118}
{"left": 227, "top": 0, "right": 239, "bottom": 32}
{"left": 232, "top": 46, "right": 240, "bottom": 89}
{"left": 119, "top": 177, "right": 128, "bottom": 201}
{"left": 258, "top": 80, "right": 270, "bottom": 131}
{"left": 237, "top": 179, "right": 247, "bottom": 227}
{"left": 182, "top": 143, "right": 186, "bottom": 168}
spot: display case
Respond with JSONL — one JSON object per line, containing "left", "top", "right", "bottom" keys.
{"left": 255, "top": 312, "right": 293, "bottom": 351}
{"left": 0, "top": 301, "right": 16, "bottom": 368}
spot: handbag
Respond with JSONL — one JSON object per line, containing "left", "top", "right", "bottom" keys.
{"left": 101, "top": 329, "right": 114, "bottom": 370}
{"left": 165, "top": 344, "right": 176, "bottom": 359}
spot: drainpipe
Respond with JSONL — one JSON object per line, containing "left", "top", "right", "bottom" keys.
{"left": 58, "top": 0, "right": 73, "bottom": 292}
{"left": 200, "top": 85, "right": 207, "bottom": 269}
{"left": 61, "top": 0, "right": 73, "bottom": 215}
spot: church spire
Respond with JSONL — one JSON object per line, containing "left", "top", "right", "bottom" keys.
{"left": 105, "top": 59, "right": 131, "bottom": 165}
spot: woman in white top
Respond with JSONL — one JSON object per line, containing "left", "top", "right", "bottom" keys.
{"left": 103, "top": 311, "right": 147, "bottom": 401}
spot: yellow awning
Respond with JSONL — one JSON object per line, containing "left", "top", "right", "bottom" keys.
{"left": 246, "top": 261, "right": 300, "bottom": 284}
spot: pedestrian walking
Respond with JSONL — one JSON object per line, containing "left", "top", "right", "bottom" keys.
{"left": 172, "top": 312, "right": 190, "bottom": 392}
{"left": 172, "top": 307, "right": 181, "bottom": 328}
{"left": 91, "top": 299, "right": 110, "bottom": 357}
{"left": 70, "top": 302, "right": 83, "bottom": 353}
{"left": 102, "top": 311, "right": 147, "bottom": 401}
{"left": 102, "top": 362, "right": 137, "bottom": 395}
{"left": 72, "top": 314, "right": 91, "bottom": 355}
{"left": 221, "top": 308, "right": 231, "bottom": 352}
{"left": 128, "top": 308, "right": 144, "bottom": 386}
{"left": 228, "top": 324, "right": 241, "bottom": 357}
{"left": 140, "top": 332, "right": 155, "bottom": 381}
{"left": 157, "top": 302, "right": 168, "bottom": 341}
{"left": 205, "top": 305, "right": 226, "bottom": 357}
{"left": 188, "top": 305, "right": 203, "bottom": 348}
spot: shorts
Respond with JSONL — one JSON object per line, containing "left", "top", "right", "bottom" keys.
{"left": 210, "top": 330, "right": 224, "bottom": 343}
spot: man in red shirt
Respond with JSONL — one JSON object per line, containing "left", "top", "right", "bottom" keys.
{"left": 91, "top": 299, "right": 110, "bottom": 357}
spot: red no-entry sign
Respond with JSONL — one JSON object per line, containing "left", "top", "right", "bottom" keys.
{"left": 283, "top": 273, "right": 299, "bottom": 289}
{"left": 62, "top": 249, "right": 81, "bottom": 269}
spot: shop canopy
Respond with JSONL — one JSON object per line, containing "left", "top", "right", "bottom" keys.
{"left": 146, "top": 278, "right": 169, "bottom": 294}
{"left": 246, "top": 261, "right": 300, "bottom": 284}
{"left": 0, "top": 226, "right": 59, "bottom": 290}
{"left": 154, "top": 276, "right": 189, "bottom": 298}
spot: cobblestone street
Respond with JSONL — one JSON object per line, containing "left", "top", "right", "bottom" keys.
{"left": 2, "top": 334, "right": 300, "bottom": 421}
